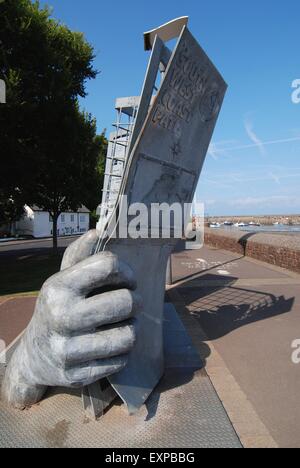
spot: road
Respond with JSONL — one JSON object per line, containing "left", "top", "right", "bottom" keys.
{"left": 0, "top": 236, "right": 78, "bottom": 257}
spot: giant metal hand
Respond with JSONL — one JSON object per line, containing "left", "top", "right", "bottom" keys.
{"left": 2, "top": 231, "right": 141, "bottom": 409}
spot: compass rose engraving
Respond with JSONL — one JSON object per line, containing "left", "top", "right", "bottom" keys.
{"left": 170, "top": 141, "right": 182, "bottom": 160}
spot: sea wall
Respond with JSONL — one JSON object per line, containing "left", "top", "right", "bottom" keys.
{"left": 204, "top": 228, "right": 300, "bottom": 274}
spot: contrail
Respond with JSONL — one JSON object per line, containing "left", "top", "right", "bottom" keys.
{"left": 244, "top": 120, "right": 266, "bottom": 156}
{"left": 213, "top": 136, "right": 300, "bottom": 154}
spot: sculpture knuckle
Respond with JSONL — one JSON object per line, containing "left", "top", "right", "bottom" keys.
{"left": 41, "top": 279, "right": 55, "bottom": 297}
{"left": 63, "top": 244, "right": 73, "bottom": 257}
{"left": 61, "top": 249, "right": 72, "bottom": 265}
{"left": 41, "top": 278, "right": 62, "bottom": 303}
{"left": 85, "top": 230, "right": 97, "bottom": 243}
{"left": 124, "top": 323, "right": 137, "bottom": 347}
{"left": 100, "top": 251, "right": 119, "bottom": 270}
{"left": 118, "top": 289, "right": 134, "bottom": 308}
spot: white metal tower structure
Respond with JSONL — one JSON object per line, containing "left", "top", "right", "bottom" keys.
{"left": 98, "top": 97, "right": 140, "bottom": 234}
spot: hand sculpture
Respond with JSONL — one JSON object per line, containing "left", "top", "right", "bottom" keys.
{"left": 2, "top": 231, "right": 141, "bottom": 409}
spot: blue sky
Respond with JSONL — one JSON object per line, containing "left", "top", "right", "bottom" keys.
{"left": 39, "top": 0, "right": 300, "bottom": 216}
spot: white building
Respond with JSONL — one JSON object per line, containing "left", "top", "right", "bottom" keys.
{"left": 15, "top": 205, "right": 90, "bottom": 239}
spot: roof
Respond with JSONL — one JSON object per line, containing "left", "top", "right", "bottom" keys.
{"left": 30, "top": 205, "right": 90, "bottom": 213}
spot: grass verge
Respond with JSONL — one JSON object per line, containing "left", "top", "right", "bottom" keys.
{"left": 0, "top": 252, "right": 63, "bottom": 297}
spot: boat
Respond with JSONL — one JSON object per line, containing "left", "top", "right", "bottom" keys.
{"left": 210, "top": 222, "right": 221, "bottom": 229}
{"left": 223, "top": 221, "right": 234, "bottom": 226}
{"left": 235, "top": 222, "right": 249, "bottom": 228}
{"left": 249, "top": 222, "right": 261, "bottom": 227}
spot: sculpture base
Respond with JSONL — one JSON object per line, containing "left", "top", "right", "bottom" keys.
{"left": 0, "top": 304, "right": 241, "bottom": 448}
{"left": 82, "top": 379, "right": 117, "bottom": 420}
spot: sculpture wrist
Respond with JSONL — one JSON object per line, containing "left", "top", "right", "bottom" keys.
{"left": 2, "top": 340, "right": 47, "bottom": 409}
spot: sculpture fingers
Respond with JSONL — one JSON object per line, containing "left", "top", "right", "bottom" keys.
{"left": 61, "top": 230, "right": 99, "bottom": 271}
{"left": 65, "top": 290, "right": 142, "bottom": 333}
{"left": 66, "top": 322, "right": 137, "bottom": 364}
{"left": 57, "top": 252, "right": 136, "bottom": 296}
{"left": 65, "top": 356, "right": 129, "bottom": 387}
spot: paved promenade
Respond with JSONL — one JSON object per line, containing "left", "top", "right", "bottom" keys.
{"left": 169, "top": 245, "right": 300, "bottom": 448}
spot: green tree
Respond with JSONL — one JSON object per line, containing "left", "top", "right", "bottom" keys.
{"left": 32, "top": 104, "right": 105, "bottom": 249}
{"left": 86, "top": 132, "right": 107, "bottom": 228}
{"left": 0, "top": 189, "right": 24, "bottom": 234}
{"left": 0, "top": 0, "right": 104, "bottom": 247}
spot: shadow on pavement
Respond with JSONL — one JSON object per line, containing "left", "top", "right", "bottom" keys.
{"left": 238, "top": 232, "right": 258, "bottom": 256}
{"left": 174, "top": 272, "right": 294, "bottom": 342}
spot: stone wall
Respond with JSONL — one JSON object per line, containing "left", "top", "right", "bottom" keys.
{"left": 204, "top": 228, "right": 300, "bottom": 274}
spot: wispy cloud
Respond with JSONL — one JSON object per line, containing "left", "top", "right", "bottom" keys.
{"left": 268, "top": 172, "right": 281, "bottom": 185}
{"left": 208, "top": 143, "right": 218, "bottom": 160}
{"left": 208, "top": 140, "right": 238, "bottom": 160}
{"left": 202, "top": 177, "right": 233, "bottom": 190}
{"left": 244, "top": 118, "right": 267, "bottom": 156}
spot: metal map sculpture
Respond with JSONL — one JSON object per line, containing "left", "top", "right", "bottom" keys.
{"left": 2, "top": 18, "right": 227, "bottom": 415}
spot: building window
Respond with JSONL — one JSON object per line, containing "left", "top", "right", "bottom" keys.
{"left": 61, "top": 214, "right": 65, "bottom": 223}
{"left": 71, "top": 214, "right": 75, "bottom": 223}
{"left": 80, "top": 215, "right": 86, "bottom": 223}
{"left": 49, "top": 214, "right": 53, "bottom": 223}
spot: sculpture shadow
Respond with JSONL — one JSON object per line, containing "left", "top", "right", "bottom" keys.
{"left": 158, "top": 269, "right": 294, "bottom": 422}
{"left": 237, "top": 232, "right": 258, "bottom": 256}
{"left": 176, "top": 273, "right": 294, "bottom": 342}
